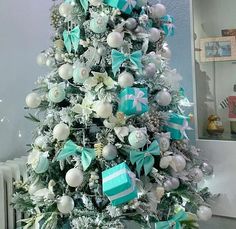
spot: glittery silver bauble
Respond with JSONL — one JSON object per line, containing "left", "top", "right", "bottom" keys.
{"left": 172, "top": 155, "right": 186, "bottom": 172}
{"left": 144, "top": 63, "right": 157, "bottom": 77}
{"left": 118, "top": 71, "right": 134, "bottom": 88}
{"left": 107, "top": 32, "right": 123, "bottom": 48}
{"left": 197, "top": 206, "right": 212, "bottom": 221}
{"left": 57, "top": 195, "right": 74, "bottom": 214}
{"left": 189, "top": 168, "right": 204, "bottom": 182}
{"left": 149, "top": 28, "right": 161, "bottom": 42}
{"left": 102, "top": 144, "right": 118, "bottom": 161}
{"left": 200, "top": 162, "right": 214, "bottom": 176}
{"left": 65, "top": 168, "right": 84, "bottom": 187}
{"left": 156, "top": 90, "right": 172, "bottom": 106}
{"left": 159, "top": 156, "right": 172, "bottom": 169}
{"left": 164, "top": 177, "right": 180, "bottom": 191}
{"left": 126, "top": 18, "right": 138, "bottom": 30}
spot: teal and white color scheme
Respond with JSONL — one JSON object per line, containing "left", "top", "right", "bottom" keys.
{"left": 165, "top": 113, "right": 190, "bottom": 140}
{"left": 161, "top": 15, "right": 175, "bottom": 37}
{"left": 118, "top": 87, "right": 148, "bottom": 116}
{"left": 104, "top": 0, "right": 137, "bottom": 14}
{"left": 102, "top": 162, "right": 137, "bottom": 206}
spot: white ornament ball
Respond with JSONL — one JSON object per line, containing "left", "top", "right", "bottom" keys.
{"left": 162, "top": 46, "right": 172, "bottom": 59}
{"left": 189, "top": 168, "right": 204, "bottom": 182}
{"left": 128, "top": 130, "right": 147, "bottom": 149}
{"left": 59, "top": 3, "right": 73, "bottom": 18}
{"left": 172, "top": 155, "right": 186, "bottom": 172}
{"left": 156, "top": 90, "right": 172, "bottom": 106}
{"left": 26, "top": 92, "right": 41, "bottom": 108}
{"left": 57, "top": 195, "right": 74, "bottom": 214}
{"left": 95, "top": 102, "right": 113, "bottom": 118}
{"left": 150, "top": 3, "right": 166, "bottom": 19}
{"left": 126, "top": 18, "right": 138, "bottom": 30}
{"left": 55, "top": 53, "right": 63, "bottom": 62}
{"left": 149, "top": 28, "right": 161, "bottom": 42}
{"left": 36, "top": 53, "right": 47, "bottom": 66}
{"left": 97, "top": 46, "right": 106, "bottom": 55}
{"left": 102, "top": 144, "right": 118, "bottom": 161}
{"left": 144, "top": 63, "right": 157, "bottom": 77}
{"left": 34, "top": 136, "right": 47, "bottom": 150}
{"left": 118, "top": 71, "right": 134, "bottom": 88}
{"left": 65, "top": 168, "right": 84, "bottom": 187}
{"left": 159, "top": 156, "right": 172, "bottom": 169}
{"left": 73, "top": 66, "right": 90, "bottom": 84}
{"left": 107, "top": 32, "right": 123, "bottom": 48}
{"left": 197, "top": 206, "right": 212, "bottom": 221}
{"left": 53, "top": 123, "right": 70, "bottom": 141}
{"left": 58, "top": 63, "right": 73, "bottom": 80}
{"left": 171, "top": 177, "right": 180, "bottom": 190}
{"left": 159, "top": 136, "right": 170, "bottom": 152}
{"left": 46, "top": 57, "right": 56, "bottom": 68}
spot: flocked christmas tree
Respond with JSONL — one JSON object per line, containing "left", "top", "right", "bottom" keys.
{"left": 13, "top": 0, "right": 215, "bottom": 228}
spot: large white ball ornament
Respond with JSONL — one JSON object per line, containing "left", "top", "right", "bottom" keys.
{"left": 95, "top": 102, "right": 113, "bottom": 118}
{"left": 65, "top": 168, "right": 84, "bottom": 187}
{"left": 102, "top": 144, "right": 118, "bottom": 161}
{"left": 149, "top": 28, "right": 161, "bottom": 42}
{"left": 150, "top": 4, "right": 166, "bottom": 19}
{"left": 162, "top": 46, "right": 172, "bottom": 59}
{"left": 172, "top": 155, "right": 186, "bottom": 172}
{"left": 128, "top": 130, "right": 147, "bottom": 149}
{"left": 36, "top": 53, "right": 47, "bottom": 66}
{"left": 189, "top": 168, "right": 204, "bottom": 182}
{"left": 107, "top": 32, "right": 124, "bottom": 48}
{"left": 53, "top": 123, "right": 70, "bottom": 141}
{"left": 59, "top": 3, "right": 73, "bottom": 18}
{"left": 156, "top": 90, "right": 172, "bottom": 106}
{"left": 118, "top": 71, "right": 134, "bottom": 88}
{"left": 58, "top": 63, "right": 73, "bottom": 80}
{"left": 126, "top": 18, "right": 138, "bottom": 30}
{"left": 34, "top": 136, "right": 47, "bottom": 150}
{"left": 57, "top": 195, "right": 75, "bottom": 214}
{"left": 144, "top": 63, "right": 157, "bottom": 77}
{"left": 197, "top": 206, "right": 212, "bottom": 221}
{"left": 26, "top": 92, "right": 41, "bottom": 108}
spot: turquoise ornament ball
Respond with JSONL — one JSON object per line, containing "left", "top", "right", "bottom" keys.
{"left": 34, "top": 154, "right": 49, "bottom": 174}
{"left": 128, "top": 130, "right": 147, "bottom": 149}
{"left": 48, "top": 86, "right": 66, "bottom": 103}
{"left": 73, "top": 66, "right": 90, "bottom": 84}
{"left": 90, "top": 16, "right": 108, "bottom": 33}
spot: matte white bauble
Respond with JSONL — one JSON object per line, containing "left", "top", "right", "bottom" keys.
{"left": 59, "top": 3, "right": 73, "bottom": 18}
{"left": 26, "top": 92, "right": 41, "bottom": 108}
{"left": 53, "top": 123, "right": 70, "bottom": 141}
{"left": 36, "top": 53, "right": 47, "bottom": 66}
{"left": 55, "top": 53, "right": 63, "bottom": 62}
{"left": 46, "top": 57, "right": 56, "bottom": 68}
{"left": 118, "top": 71, "right": 134, "bottom": 88}
{"left": 156, "top": 90, "right": 172, "bottom": 106}
{"left": 172, "top": 155, "right": 186, "bottom": 172}
{"left": 149, "top": 28, "right": 161, "bottom": 42}
{"left": 197, "top": 206, "right": 212, "bottom": 221}
{"left": 102, "top": 144, "right": 118, "bottom": 161}
{"left": 107, "top": 32, "right": 123, "bottom": 48}
{"left": 162, "top": 46, "right": 172, "bottom": 59}
{"left": 57, "top": 195, "right": 75, "bottom": 214}
{"left": 34, "top": 136, "right": 47, "bottom": 150}
{"left": 65, "top": 168, "right": 84, "bottom": 187}
{"left": 189, "top": 168, "right": 204, "bottom": 182}
{"left": 144, "top": 63, "right": 157, "bottom": 77}
{"left": 150, "top": 3, "right": 166, "bottom": 19}
{"left": 126, "top": 18, "right": 138, "bottom": 30}
{"left": 95, "top": 102, "right": 113, "bottom": 118}
{"left": 58, "top": 63, "right": 73, "bottom": 80}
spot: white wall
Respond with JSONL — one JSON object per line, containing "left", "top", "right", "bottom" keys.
{"left": 0, "top": 1, "right": 51, "bottom": 161}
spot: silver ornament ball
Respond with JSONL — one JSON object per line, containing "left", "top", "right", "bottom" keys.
{"left": 95, "top": 102, "right": 113, "bottom": 118}
{"left": 200, "top": 162, "right": 214, "bottom": 176}
{"left": 172, "top": 155, "right": 186, "bottom": 172}
{"left": 144, "top": 63, "right": 157, "bottom": 77}
{"left": 53, "top": 123, "right": 70, "bottom": 141}
{"left": 59, "top": 3, "right": 73, "bottom": 18}
{"left": 149, "top": 28, "right": 161, "bottom": 42}
{"left": 118, "top": 71, "right": 134, "bottom": 88}
{"left": 57, "top": 195, "right": 75, "bottom": 214}
{"left": 102, "top": 144, "right": 118, "bottom": 161}
{"left": 150, "top": 3, "right": 166, "bottom": 19}
{"left": 107, "top": 32, "right": 123, "bottom": 48}
{"left": 65, "top": 168, "right": 84, "bottom": 187}
{"left": 156, "top": 90, "right": 172, "bottom": 106}
{"left": 126, "top": 18, "right": 138, "bottom": 30}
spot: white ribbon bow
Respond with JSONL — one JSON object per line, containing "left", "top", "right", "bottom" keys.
{"left": 168, "top": 119, "right": 191, "bottom": 139}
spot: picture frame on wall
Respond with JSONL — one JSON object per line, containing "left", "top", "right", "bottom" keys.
{"left": 200, "top": 36, "right": 236, "bottom": 62}
{"left": 222, "top": 29, "right": 236, "bottom": 37}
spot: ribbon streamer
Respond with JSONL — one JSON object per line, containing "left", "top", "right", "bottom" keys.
{"left": 130, "top": 140, "right": 160, "bottom": 176}
{"left": 111, "top": 49, "right": 143, "bottom": 76}
{"left": 57, "top": 140, "right": 95, "bottom": 171}
{"left": 155, "top": 211, "right": 188, "bottom": 229}
{"left": 125, "top": 88, "right": 148, "bottom": 112}
{"left": 65, "top": 0, "right": 89, "bottom": 12}
{"left": 63, "top": 26, "right": 80, "bottom": 53}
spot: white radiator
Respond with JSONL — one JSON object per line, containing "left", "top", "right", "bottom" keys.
{"left": 0, "top": 156, "right": 27, "bottom": 229}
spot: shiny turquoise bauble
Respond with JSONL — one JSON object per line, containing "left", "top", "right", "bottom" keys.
{"left": 128, "top": 130, "right": 147, "bottom": 149}
{"left": 48, "top": 86, "right": 66, "bottom": 103}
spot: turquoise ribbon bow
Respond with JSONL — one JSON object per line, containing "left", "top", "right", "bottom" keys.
{"left": 130, "top": 140, "right": 160, "bottom": 176}
{"left": 155, "top": 211, "right": 188, "bottom": 229}
{"left": 57, "top": 140, "right": 95, "bottom": 171}
{"left": 65, "top": 0, "right": 89, "bottom": 12}
{"left": 111, "top": 49, "right": 143, "bottom": 76}
{"left": 63, "top": 26, "right": 80, "bottom": 53}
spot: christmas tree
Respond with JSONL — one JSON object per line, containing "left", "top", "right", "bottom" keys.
{"left": 13, "top": 0, "right": 214, "bottom": 228}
